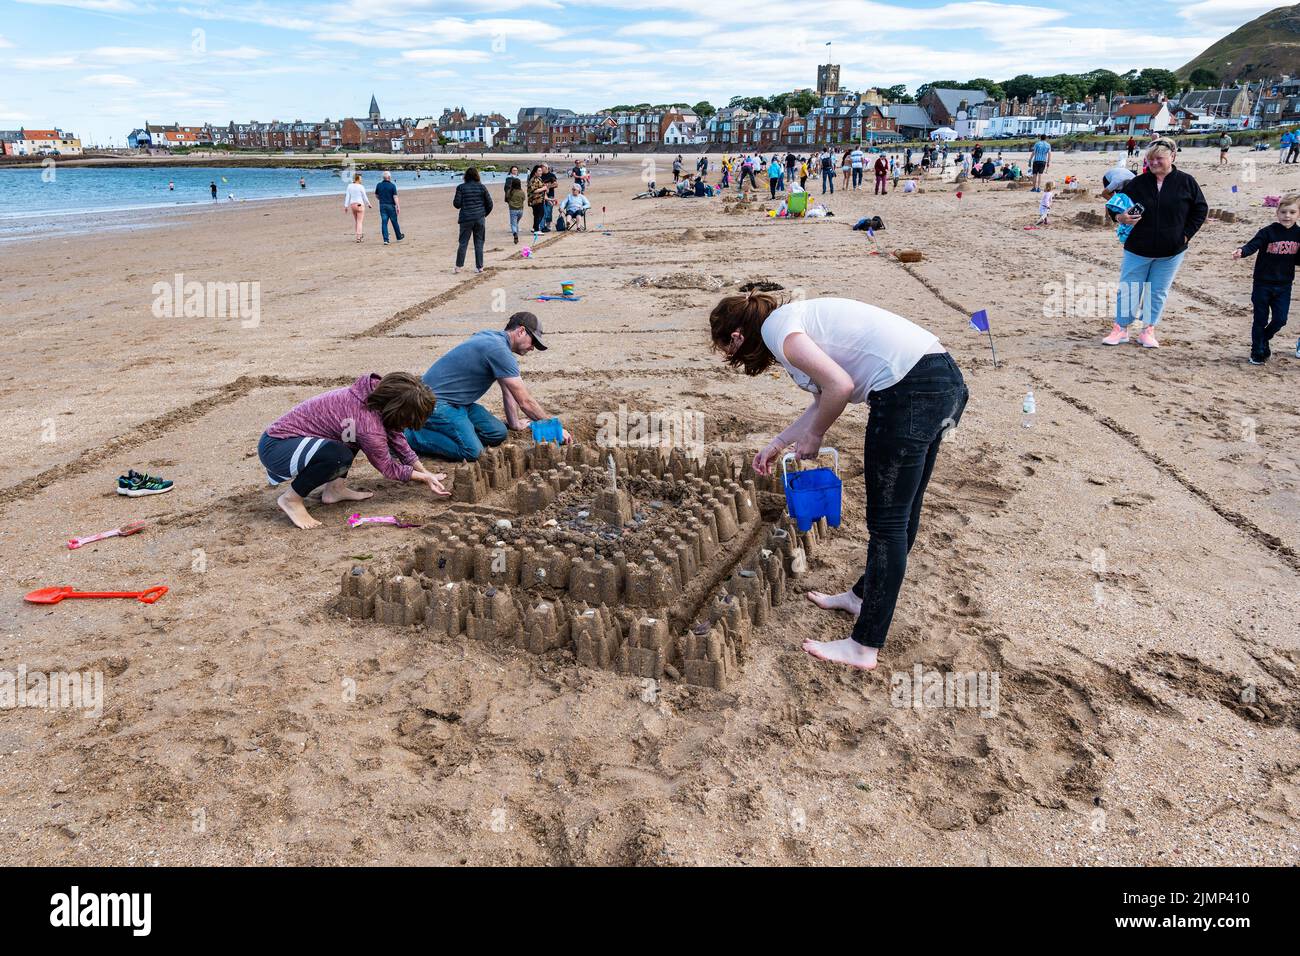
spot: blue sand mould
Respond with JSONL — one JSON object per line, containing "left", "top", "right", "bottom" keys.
{"left": 781, "top": 449, "right": 842, "bottom": 532}
{"left": 531, "top": 418, "right": 564, "bottom": 444}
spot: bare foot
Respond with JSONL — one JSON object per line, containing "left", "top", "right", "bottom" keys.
{"left": 806, "top": 589, "right": 863, "bottom": 615}
{"left": 320, "top": 480, "right": 373, "bottom": 504}
{"left": 277, "top": 490, "right": 321, "bottom": 529}
{"left": 802, "top": 637, "right": 878, "bottom": 670}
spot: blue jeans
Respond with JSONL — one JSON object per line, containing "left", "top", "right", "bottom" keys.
{"left": 541, "top": 200, "right": 554, "bottom": 231}
{"left": 1115, "top": 249, "right": 1186, "bottom": 327}
{"left": 822, "top": 168, "right": 834, "bottom": 193}
{"left": 852, "top": 167, "right": 863, "bottom": 188}
{"left": 1251, "top": 282, "right": 1292, "bottom": 358}
{"left": 404, "top": 402, "right": 507, "bottom": 462}
{"left": 508, "top": 208, "right": 523, "bottom": 236}
{"left": 379, "top": 204, "right": 402, "bottom": 242}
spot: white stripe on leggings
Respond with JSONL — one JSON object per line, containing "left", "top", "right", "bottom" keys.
{"left": 300, "top": 437, "right": 326, "bottom": 472}
{"left": 287, "top": 436, "right": 314, "bottom": 478}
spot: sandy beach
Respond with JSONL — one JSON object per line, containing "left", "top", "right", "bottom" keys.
{"left": 0, "top": 147, "right": 1296, "bottom": 866}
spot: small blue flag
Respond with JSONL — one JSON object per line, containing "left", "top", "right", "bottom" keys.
{"left": 867, "top": 227, "right": 875, "bottom": 238}
{"left": 1231, "top": 184, "right": 1238, "bottom": 193}
{"left": 970, "top": 309, "right": 990, "bottom": 333}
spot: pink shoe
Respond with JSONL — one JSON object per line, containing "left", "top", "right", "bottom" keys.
{"left": 1137, "top": 326, "right": 1159, "bottom": 348}
{"left": 1102, "top": 323, "right": 1129, "bottom": 346}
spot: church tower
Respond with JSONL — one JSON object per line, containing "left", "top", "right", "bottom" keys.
{"left": 368, "top": 94, "right": 381, "bottom": 122}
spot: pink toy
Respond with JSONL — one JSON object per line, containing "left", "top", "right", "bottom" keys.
{"left": 347, "top": 513, "right": 422, "bottom": 528}
{"left": 68, "top": 520, "right": 146, "bottom": 550}
{"left": 521, "top": 246, "right": 532, "bottom": 258}
{"left": 1263, "top": 196, "right": 1281, "bottom": 208}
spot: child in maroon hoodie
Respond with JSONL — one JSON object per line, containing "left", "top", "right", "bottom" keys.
{"left": 258, "top": 372, "right": 448, "bottom": 529}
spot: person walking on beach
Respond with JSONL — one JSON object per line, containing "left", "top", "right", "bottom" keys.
{"left": 820, "top": 147, "right": 835, "bottom": 194}
{"left": 527, "top": 164, "right": 547, "bottom": 235}
{"left": 1218, "top": 131, "right": 1232, "bottom": 167}
{"left": 785, "top": 151, "right": 797, "bottom": 184}
{"left": 539, "top": 162, "right": 559, "bottom": 231}
{"left": 257, "top": 372, "right": 448, "bottom": 530}
{"left": 210, "top": 180, "right": 218, "bottom": 201}
{"left": 798, "top": 156, "right": 809, "bottom": 190}
{"left": 767, "top": 155, "right": 782, "bottom": 199}
{"left": 708, "top": 291, "right": 967, "bottom": 671}
{"left": 1103, "top": 138, "right": 1208, "bottom": 349}
{"left": 1126, "top": 136, "right": 1137, "bottom": 157}
{"left": 841, "top": 149, "right": 853, "bottom": 190}
{"left": 375, "top": 171, "right": 403, "bottom": 244}
{"left": 405, "top": 312, "right": 570, "bottom": 462}
{"left": 673, "top": 155, "right": 683, "bottom": 183}
{"left": 453, "top": 166, "right": 493, "bottom": 274}
{"left": 344, "top": 173, "right": 371, "bottom": 242}
{"left": 1233, "top": 193, "right": 1300, "bottom": 364}
{"left": 1030, "top": 134, "right": 1051, "bottom": 192}
{"left": 850, "top": 145, "right": 865, "bottom": 189}
{"left": 504, "top": 165, "right": 526, "bottom": 245}
{"left": 874, "top": 152, "right": 889, "bottom": 195}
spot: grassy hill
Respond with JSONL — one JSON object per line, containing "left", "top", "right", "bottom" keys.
{"left": 1179, "top": 3, "right": 1300, "bottom": 83}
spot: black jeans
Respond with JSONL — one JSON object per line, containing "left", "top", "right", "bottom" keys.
{"left": 457, "top": 219, "right": 486, "bottom": 269}
{"left": 850, "top": 353, "right": 968, "bottom": 648}
{"left": 530, "top": 203, "right": 545, "bottom": 233}
{"left": 1251, "top": 282, "right": 1291, "bottom": 359}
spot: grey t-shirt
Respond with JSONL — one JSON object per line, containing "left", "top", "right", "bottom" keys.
{"left": 423, "top": 330, "right": 519, "bottom": 406}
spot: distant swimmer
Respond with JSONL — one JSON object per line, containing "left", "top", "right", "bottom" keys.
{"left": 299, "top": 176, "right": 306, "bottom": 189}
{"left": 168, "top": 180, "right": 174, "bottom": 191}
{"left": 209, "top": 181, "right": 217, "bottom": 201}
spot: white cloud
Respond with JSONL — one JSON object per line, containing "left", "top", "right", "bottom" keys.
{"left": 1175, "top": 0, "right": 1280, "bottom": 30}
{"left": 14, "top": 0, "right": 142, "bottom": 11}
{"left": 85, "top": 73, "right": 139, "bottom": 86}
{"left": 92, "top": 46, "right": 181, "bottom": 63}
{"left": 210, "top": 46, "right": 272, "bottom": 60}
{"left": 0, "top": 35, "right": 14, "bottom": 49}
{"left": 400, "top": 48, "right": 493, "bottom": 63}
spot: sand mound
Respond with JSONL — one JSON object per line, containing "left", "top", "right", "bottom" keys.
{"left": 629, "top": 271, "right": 727, "bottom": 291}
{"left": 894, "top": 249, "right": 925, "bottom": 263}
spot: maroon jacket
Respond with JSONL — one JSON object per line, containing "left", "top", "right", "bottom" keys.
{"left": 266, "top": 373, "right": 419, "bottom": 481}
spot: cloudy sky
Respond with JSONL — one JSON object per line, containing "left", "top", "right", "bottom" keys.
{"left": 0, "top": 0, "right": 1283, "bottom": 144}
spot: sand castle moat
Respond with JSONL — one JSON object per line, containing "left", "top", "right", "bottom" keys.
{"left": 338, "top": 440, "right": 834, "bottom": 690}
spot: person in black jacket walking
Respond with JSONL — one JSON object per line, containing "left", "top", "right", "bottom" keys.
{"left": 453, "top": 166, "right": 493, "bottom": 274}
{"left": 1233, "top": 193, "right": 1300, "bottom": 363}
{"left": 1102, "top": 139, "right": 1208, "bottom": 349}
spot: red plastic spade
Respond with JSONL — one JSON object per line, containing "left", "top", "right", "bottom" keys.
{"left": 24, "top": 585, "right": 168, "bottom": 605}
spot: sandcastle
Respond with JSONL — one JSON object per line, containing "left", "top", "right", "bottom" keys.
{"left": 337, "top": 439, "right": 834, "bottom": 691}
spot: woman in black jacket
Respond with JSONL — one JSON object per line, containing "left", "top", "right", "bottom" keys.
{"left": 1102, "top": 138, "right": 1208, "bottom": 348}
{"left": 453, "top": 166, "right": 493, "bottom": 274}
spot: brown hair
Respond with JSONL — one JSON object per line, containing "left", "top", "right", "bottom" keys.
{"left": 1278, "top": 193, "right": 1300, "bottom": 210}
{"left": 365, "top": 372, "right": 436, "bottom": 431}
{"left": 708, "top": 291, "right": 785, "bottom": 375}
{"left": 464, "top": 166, "right": 480, "bottom": 183}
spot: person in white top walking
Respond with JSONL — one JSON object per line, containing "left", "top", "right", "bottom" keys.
{"left": 710, "top": 292, "right": 969, "bottom": 671}
{"left": 344, "top": 173, "right": 372, "bottom": 242}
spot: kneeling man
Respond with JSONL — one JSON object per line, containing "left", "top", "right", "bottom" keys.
{"left": 405, "top": 311, "right": 570, "bottom": 461}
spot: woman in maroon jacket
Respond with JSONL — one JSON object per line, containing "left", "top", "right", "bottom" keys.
{"left": 257, "top": 372, "right": 448, "bottom": 529}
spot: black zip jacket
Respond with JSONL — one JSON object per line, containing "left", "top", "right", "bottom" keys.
{"left": 1238, "top": 222, "right": 1300, "bottom": 285}
{"left": 1107, "top": 168, "right": 1208, "bottom": 258}
{"left": 453, "top": 181, "right": 493, "bottom": 223}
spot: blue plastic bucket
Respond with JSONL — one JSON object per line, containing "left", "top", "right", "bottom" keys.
{"left": 781, "top": 449, "right": 842, "bottom": 532}
{"left": 531, "top": 417, "right": 564, "bottom": 445}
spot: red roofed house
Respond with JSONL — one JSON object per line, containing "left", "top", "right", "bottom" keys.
{"left": 1112, "top": 101, "right": 1172, "bottom": 136}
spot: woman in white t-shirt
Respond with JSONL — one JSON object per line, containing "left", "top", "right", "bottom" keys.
{"left": 343, "top": 173, "right": 372, "bottom": 243}
{"left": 710, "top": 291, "right": 969, "bottom": 671}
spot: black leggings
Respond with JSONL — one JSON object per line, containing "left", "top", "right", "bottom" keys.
{"left": 849, "top": 353, "right": 968, "bottom": 647}
{"left": 257, "top": 432, "right": 355, "bottom": 498}
{"left": 457, "top": 219, "right": 486, "bottom": 269}
{"left": 530, "top": 203, "right": 545, "bottom": 233}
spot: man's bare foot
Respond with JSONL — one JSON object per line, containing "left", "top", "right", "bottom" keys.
{"left": 277, "top": 490, "right": 321, "bottom": 529}
{"left": 802, "top": 637, "right": 879, "bottom": 670}
{"left": 806, "top": 589, "right": 863, "bottom": 615}
{"left": 320, "top": 480, "right": 373, "bottom": 504}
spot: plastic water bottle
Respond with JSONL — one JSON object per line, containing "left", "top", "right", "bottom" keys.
{"left": 1022, "top": 390, "right": 1036, "bottom": 428}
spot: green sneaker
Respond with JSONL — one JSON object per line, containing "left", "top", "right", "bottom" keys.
{"left": 117, "top": 470, "right": 173, "bottom": 497}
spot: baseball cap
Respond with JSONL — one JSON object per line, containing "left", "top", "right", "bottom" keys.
{"left": 506, "top": 311, "right": 547, "bottom": 350}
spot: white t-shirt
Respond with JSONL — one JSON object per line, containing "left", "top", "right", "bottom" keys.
{"left": 344, "top": 182, "right": 368, "bottom": 207}
{"left": 760, "top": 298, "right": 940, "bottom": 403}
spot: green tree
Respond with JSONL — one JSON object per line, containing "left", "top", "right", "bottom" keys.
{"left": 1134, "top": 68, "right": 1179, "bottom": 95}
{"left": 1188, "top": 67, "right": 1219, "bottom": 88}
{"left": 1086, "top": 69, "right": 1125, "bottom": 98}
{"left": 883, "top": 84, "right": 912, "bottom": 104}
{"left": 1002, "top": 73, "right": 1038, "bottom": 101}
{"left": 790, "top": 90, "right": 819, "bottom": 115}
{"left": 692, "top": 100, "right": 716, "bottom": 118}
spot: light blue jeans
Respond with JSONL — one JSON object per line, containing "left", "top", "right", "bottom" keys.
{"left": 404, "top": 402, "right": 507, "bottom": 462}
{"left": 1115, "top": 249, "right": 1186, "bottom": 327}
